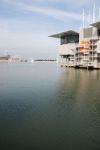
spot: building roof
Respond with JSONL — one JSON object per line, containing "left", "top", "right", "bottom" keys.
{"left": 90, "top": 21, "right": 100, "bottom": 29}
{"left": 49, "top": 30, "right": 79, "bottom": 38}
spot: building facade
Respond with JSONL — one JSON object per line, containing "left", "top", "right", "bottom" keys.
{"left": 50, "top": 30, "right": 79, "bottom": 66}
{"left": 50, "top": 21, "right": 100, "bottom": 69}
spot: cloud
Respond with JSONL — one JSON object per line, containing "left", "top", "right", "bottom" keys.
{"left": 0, "top": 0, "right": 99, "bottom": 58}
{"left": 1, "top": 0, "right": 97, "bottom": 23}
{"left": 11, "top": 1, "right": 82, "bottom": 23}
{"left": 0, "top": 17, "right": 58, "bottom": 58}
{"left": 0, "top": 0, "right": 99, "bottom": 8}
{"left": 0, "top": 0, "right": 98, "bottom": 5}
{"left": 0, "top": 29, "right": 57, "bottom": 58}
{"left": 0, "top": 0, "right": 83, "bottom": 22}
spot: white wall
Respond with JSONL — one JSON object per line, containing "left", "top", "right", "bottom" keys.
{"left": 96, "top": 40, "right": 100, "bottom": 53}
{"left": 79, "top": 27, "right": 98, "bottom": 41}
{"left": 58, "top": 43, "right": 78, "bottom": 55}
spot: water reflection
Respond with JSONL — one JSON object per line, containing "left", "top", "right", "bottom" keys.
{"left": 56, "top": 68, "right": 100, "bottom": 149}
{"left": 0, "top": 63, "right": 100, "bottom": 150}
{"left": 57, "top": 68, "right": 100, "bottom": 107}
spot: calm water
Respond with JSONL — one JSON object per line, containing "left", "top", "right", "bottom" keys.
{"left": 0, "top": 63, "right": 100, "bottom": 150}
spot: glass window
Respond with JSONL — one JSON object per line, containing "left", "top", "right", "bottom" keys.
{"left": 98, "top": 30, "right": 100, "bottom": 36}
{"left": 61, "top": 35, "right": 79, "bottom": 45}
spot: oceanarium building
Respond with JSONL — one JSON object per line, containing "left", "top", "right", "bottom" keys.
{"left": 50, "top": 21, "right": 100, "bottom": 69}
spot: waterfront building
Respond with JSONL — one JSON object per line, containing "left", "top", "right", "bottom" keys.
{"left": 0, "top": 55, "right": 11, "bottom": 62}
{"left": 9, "top": 55, "right": 21, "bottom": 62}
{"left": 50, "top": 21, "right": 100, "bottom": 69}
{"left": 50, "top": 30, "right": 79, "bottom": 67}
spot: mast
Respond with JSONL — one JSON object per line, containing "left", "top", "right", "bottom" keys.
{"left": 82, "top": 8, "right": 85, "bottom": 28}
{"left": 93, "top": 3, "right": 95, "bottom": 23}
{"left": 91, "top": 4, "right": 95, "bottom": 65}
{"left": 88, "top": 10, "right": 91, "bottom": 25}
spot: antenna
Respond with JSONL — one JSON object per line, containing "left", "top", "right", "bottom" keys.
{"left": 88, "top": 10, "right": 91, "bottom": 25}
{"left": 82, "top": 8, "right": 85, "bottom": 28}
{"left": 93, "top": 3, "right": 95, "bottom": 23}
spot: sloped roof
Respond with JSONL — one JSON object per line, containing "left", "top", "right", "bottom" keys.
{"left": 90, "top": 21, "right": 100, "bottom": 29}
{"left": 49, "top": 30, "right": 79, "bottom": 38}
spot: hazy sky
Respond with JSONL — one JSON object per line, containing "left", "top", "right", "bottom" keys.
{"left": 0, "top": 0, "right": 100, "bottom": 58}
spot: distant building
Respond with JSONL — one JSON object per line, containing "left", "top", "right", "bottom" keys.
{"left": 9, "top": 56, "right": 21, "bottom": 62}
{"left": 0, "top": 55, "right": 11, "bottom": 62}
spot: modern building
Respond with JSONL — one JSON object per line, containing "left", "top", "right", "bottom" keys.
{"left": 50, "top": 21, "right": 100, "bottom": 69}
{"left": 50, "top": 30, "right": 79, "bottom": 67}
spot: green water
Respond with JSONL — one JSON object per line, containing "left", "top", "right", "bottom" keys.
{"left": 0, "top": 63, "right": 100, "bottom": 150}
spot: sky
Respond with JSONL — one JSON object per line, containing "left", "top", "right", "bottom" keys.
{"left": 0, "top": 0, "right": 100, "bottom": 59}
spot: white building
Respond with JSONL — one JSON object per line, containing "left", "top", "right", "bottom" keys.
{"left": 50, "top": 30, "right": 79, "bottom": 67}
{"left": 50, "top": 21, "right": 100, "bottom": 69}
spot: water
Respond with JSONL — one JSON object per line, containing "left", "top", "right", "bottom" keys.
{"left": 0, "top": 63, "right": 100, "bottom": 150}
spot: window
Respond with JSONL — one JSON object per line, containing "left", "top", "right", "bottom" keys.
{"left": 98, "top": 29, "right": 100, "bottom": 36}
{"left": 61, "top": 35, "right": 79, "bottom": 45}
